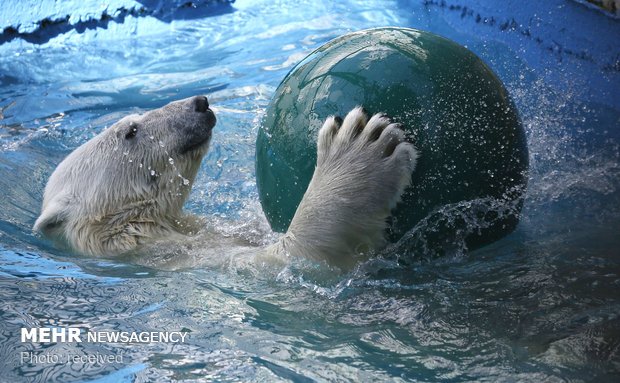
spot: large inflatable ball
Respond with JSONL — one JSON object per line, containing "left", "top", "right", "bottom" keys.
{"left": 256, "top": 27, "right": 528, "bottom": 254}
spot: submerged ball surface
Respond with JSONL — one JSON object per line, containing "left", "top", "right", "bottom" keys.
{"left": 256, "top": 27, "right": 528, "bottom": 251}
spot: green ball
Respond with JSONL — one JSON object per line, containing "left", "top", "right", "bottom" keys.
{"left": 256, "top": 27, "right": 528, "bottom": 253}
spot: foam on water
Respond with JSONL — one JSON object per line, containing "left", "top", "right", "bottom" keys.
{"left": 1, "top": 0, "right": 619, "bottom": 381}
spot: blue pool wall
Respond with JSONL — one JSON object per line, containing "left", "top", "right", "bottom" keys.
{"left": 1, "top": 0, "right": 617, "bottom": 111}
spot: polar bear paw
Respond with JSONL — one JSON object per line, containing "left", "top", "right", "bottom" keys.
{"left": 317, "top": 107, "right": 417, "bottom": 188}
{"left": 315, "top": 107, "right": 417, "bottom": 210}
{"left": 285, "top": 107, "right": 418, "bottom": 268}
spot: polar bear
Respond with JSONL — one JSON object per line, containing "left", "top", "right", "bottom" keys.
{"left": 34, "top": 96, "right": 417, "bottom": 269}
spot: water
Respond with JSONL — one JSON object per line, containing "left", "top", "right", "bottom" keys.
{"left": 1, "top": 0, "right": 619, "bottom": 381}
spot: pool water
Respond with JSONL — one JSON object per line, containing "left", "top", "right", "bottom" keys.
{"left": 1, "top": 0, "right": 619, "bottom": 381}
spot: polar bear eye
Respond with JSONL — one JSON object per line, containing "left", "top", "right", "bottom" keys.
{"left": 125, "top": 123, "right": 138, "bottom": 140}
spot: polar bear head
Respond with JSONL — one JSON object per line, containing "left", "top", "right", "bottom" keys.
{"left": 34, "top": 95, "right": 216, "bottom": 256}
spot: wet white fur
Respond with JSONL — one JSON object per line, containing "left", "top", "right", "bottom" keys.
{"left": 267, "top": 107, "right": 417, "bottom": 269}
{"left": 35, "top": 101, "right": 417, "bottom": 270}
{"left": 34, "top": 98, "right": 210, "bottom": 255}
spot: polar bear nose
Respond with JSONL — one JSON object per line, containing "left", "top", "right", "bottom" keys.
{"left": 193, "top": 96, "right": 210, "bottom": 113}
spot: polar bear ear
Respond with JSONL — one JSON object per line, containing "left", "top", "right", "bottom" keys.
{"left": 33, "top": 201, "right": 68, "bottom": 237}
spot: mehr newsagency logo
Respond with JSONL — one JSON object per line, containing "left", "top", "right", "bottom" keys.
{"left": 21, "top": 327, "right": 189, "bottom": 343}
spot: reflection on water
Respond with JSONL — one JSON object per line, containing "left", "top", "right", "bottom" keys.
{"left": 0, "top": 0, "right": 619, "bottom": 381}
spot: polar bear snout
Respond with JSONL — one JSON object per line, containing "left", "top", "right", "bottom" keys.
{"left": 177, "top": 96, "right": 216, "bottom": 154}
{"left": 192, "top": 95, "right": 210, "bottom": 113}
{"left": 187, "top": 95, "right": 216, "bottom": 126}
